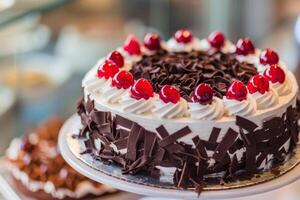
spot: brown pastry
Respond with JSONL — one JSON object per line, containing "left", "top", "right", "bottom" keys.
{"left": 6, "top": 117, "right": 117, "bottom": 200}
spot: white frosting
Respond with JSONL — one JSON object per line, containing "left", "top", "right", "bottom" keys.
{"left": 120, "top": 93, "right": 153, "bottom": 114}
{"left": 82, "top": 59, "right": 103, "bottom": 87}
{"left": 101, "top": 82, "right": 127, "bottom": 104}
{"left": 82, "top": 53, "right": 297, "bottom": 124}
{"left": 82, "top": 36, "right": 298, "bottom": 143}
{"left": 83, "top": 61, "right": 109, "bottom": 96}
{"left": 152, "top": 97, "right": 188, "bottom": 119}
{"left": 117, "top": 47, "right": 142, "bottom": 67}
{"left": 193, "top": 39, "right": 210, "bottom": 51}
{"left": 141, "top": 45, "right": 157, "bottom": 56}
{"left": 166, "top": 38, "right": 199, "bottom": 52}
{"left": 85, "top": 77, "right": 108, "bottom": 96}
{"left": 6, "top": 138, "right": 116, "bottom": 199}
{"left": 236, "top": 49, "right": 261, "bottom": 64}
{"left": 188, "top": 97, "right": 224, "bottom": 120}
{"left": 194, "top": 39, "right": 236, "bottom": 53}
{"left": 270, "top": 78, "right": 291, "bottom": 96}
{"left": 250, "top": 88, "right": 279, "bottom": 110}
{"left": 223, "top": 95, "right": 257, "bottom": 117}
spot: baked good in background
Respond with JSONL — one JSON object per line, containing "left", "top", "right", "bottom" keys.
{"left": 6, "top": 117, "right": 116, "bottom": 200}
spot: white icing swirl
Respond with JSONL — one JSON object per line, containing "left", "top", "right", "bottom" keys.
{"left": 188, "top": 97, "right": 224, "bottom": 120}
{"left": 166, "top": 38, "right": 199, "bottom": 52}
{"left": 250, "top": 88, "right": 279, "bottom": 110}
{"left": 193, "top": 39, "right": 210, "bottom": 51}
{"left": 221, "top": 40, "right": 236, "bottom": 53}
{"left": 84, "top": 75, "right": 108, "bottom": 96}
{"left": 120, "top": 93, "right": 153, "bottom": 114}
{"left": 257, "top": 61, "right": 288, "bottom": 74}
{"left": 193, "top": 39, "right": 235, "bottom": 54}
{"left": 271, "top": 78, "right": 291, "bottom": 96}
{"left": 152, "top": 98, "right": 188, "bottom": 119}
{"left": 117, "top": 47, "right": 142, "bottom": 69}
{"left": 256, "top": 64, "right": 269, "bottom": 74}
{"left": 223, "top": 95, "right": 257, "bottom": 117}
{"left": 236, "top": 49, "right": 261, "bottom": 65}
{"left": 101, "top": 83, "right": 127, "bottom": 104}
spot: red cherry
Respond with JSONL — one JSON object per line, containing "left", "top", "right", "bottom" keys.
{"left": 107, "top": 51, "right": 124, "bottom": 68}
{"left": 259, "top": 48, "right": 279, "bottom": 65}
{"left": 263, "top": 64, "right": 285, "bottom": 84}
{"left": 235, "top": 38, "right": 255, "bottom": 55}
{"left": 159, "top": 85, "right": 180, "bottom": 104}
{"left": 97, "top": 59, "right": 119, "bottom": 79}
{"left": 123, "top": 35, "right": 141, "bottom": 55}
{"left": 208, "top": 31, "right": 225, "bottom": 49}
{"left": 112, "top": 70, "right": 134, "bottom": 89}
{"left": 130, "top": 78, "right": 154, "bottom": 100}
{"left": 247, "top": 75, "right": 269, "bottom": 94}
{"left": 174, "top": 29, "right": 193, "bottom": 43}
{"left": 192, "top": 83, "right": 213, "bottom": 105}
{"left": 144, "top": 32, "right": 161, "bottom": 51}
{"left": 226, "top": 81, "right": 248, "bottom": 101}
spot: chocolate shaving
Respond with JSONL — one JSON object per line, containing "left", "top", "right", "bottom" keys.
{"left": 236, "top": 116, "right": 258, "bottom": 132}
{"left": 126, "top": 123, "right": 144, "bottom": 161}
{"left": 212, "top": 128, "right": 239, "bottom": 162}
{"left": 76, "top": 97, "right": 300, "bottom": 195}
{"left": 130, "top": 50, "right": 258, "bottom": 98}
{"left": 158, "top": 126, "right": 191, "bottom": 147}
{"left": 208, "top": 127, "right": 221, "bottom": 143}
{"left": 115, "top": 115, "right": 133, "bottom": 129}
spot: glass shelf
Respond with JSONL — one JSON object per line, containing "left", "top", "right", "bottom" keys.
{"left": 0, "top": 0, "right": 71, "bottom": 28}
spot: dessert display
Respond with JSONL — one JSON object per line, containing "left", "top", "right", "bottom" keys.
{"left": 1, "top": 68, "right": 52, "bottom": 89}
{"left": 6, "top": 117, "right": 116, "bottom": 200}
{"left": 76, "top": 29, "right": 299, "bottom": 192}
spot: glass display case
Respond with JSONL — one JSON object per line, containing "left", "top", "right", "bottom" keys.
{"left": 0, "top": 0, "right": 300, "bottom": 199}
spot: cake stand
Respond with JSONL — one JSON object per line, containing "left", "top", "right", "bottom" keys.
{"left": 58, "top": 115, "right": 300, "bottom": 200}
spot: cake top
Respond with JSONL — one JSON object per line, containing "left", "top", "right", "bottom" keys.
{"left": 82, "top": 29, "right": 296, "bottom": 120}
{"left": 130, "top": 50, "right": 258, "bottom": 99}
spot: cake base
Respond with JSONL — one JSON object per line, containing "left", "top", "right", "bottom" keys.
{"left": 58, "top": 114, "right": 300, "bottom": 199}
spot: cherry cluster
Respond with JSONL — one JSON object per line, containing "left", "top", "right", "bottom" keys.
{"left": 96, "top": 30, "right": 286, "bottom": 105}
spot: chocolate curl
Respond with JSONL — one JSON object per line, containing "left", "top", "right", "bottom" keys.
{"left": 236, "top": 116, "right": 258, "bottom": 132}
{"left": 143, "top": 131, "right": 157, "bottom": 157}
{"left": 90, "top": 110, "right": 110, "bottom": 125}
{"left": 126, "top": 123, "right": 144, "bottom": 161}
{"left": 76, "top": 97, "right": 86, "bottom": 115}
{"left": 176, "top": 161, "right": 190, "bottom": 188}
{"left": 212, "top": 128, "right": 239, "bottom": 162}
{"left": 208, "top": 127, "right": 221, "bottom": 143}
{"left": 115, "top": 115, "right": 134, "bottom": 129}
{"left": 158, "top": 126, "right": 191, "bottom": 147}
{"left": 155, "top": 125, "right": 169, "bottom": 139}
{"left": 245, "top": 145, "right": 256, "bottom": 173}
{"left": 192, "top": 136, "right": 208, "bottom": 159}
{"left": 85, "top": 96, "right": 94, "bottom": 113}
{"left": 130, "top": 50, "right": 258, "bottom": 98}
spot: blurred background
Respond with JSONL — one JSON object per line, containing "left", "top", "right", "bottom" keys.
{"left": 0, "top": 0, "right": 300, "bottom": 199}
{"left": 1, "top": 0, "right": 300, "bottom": 161}
{"left": 1, "top": 0, "right": 300, "bottom": 152}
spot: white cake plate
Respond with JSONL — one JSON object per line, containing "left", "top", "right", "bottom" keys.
{"left": 58, "top": 115, "right": 300, "bottom": 200}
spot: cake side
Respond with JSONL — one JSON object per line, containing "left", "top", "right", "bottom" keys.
{"left": 76, "top": 30, "right": 300, "bottom": 191}
{"left": 76, "top": 97, "right": 299, "bottom": 189}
